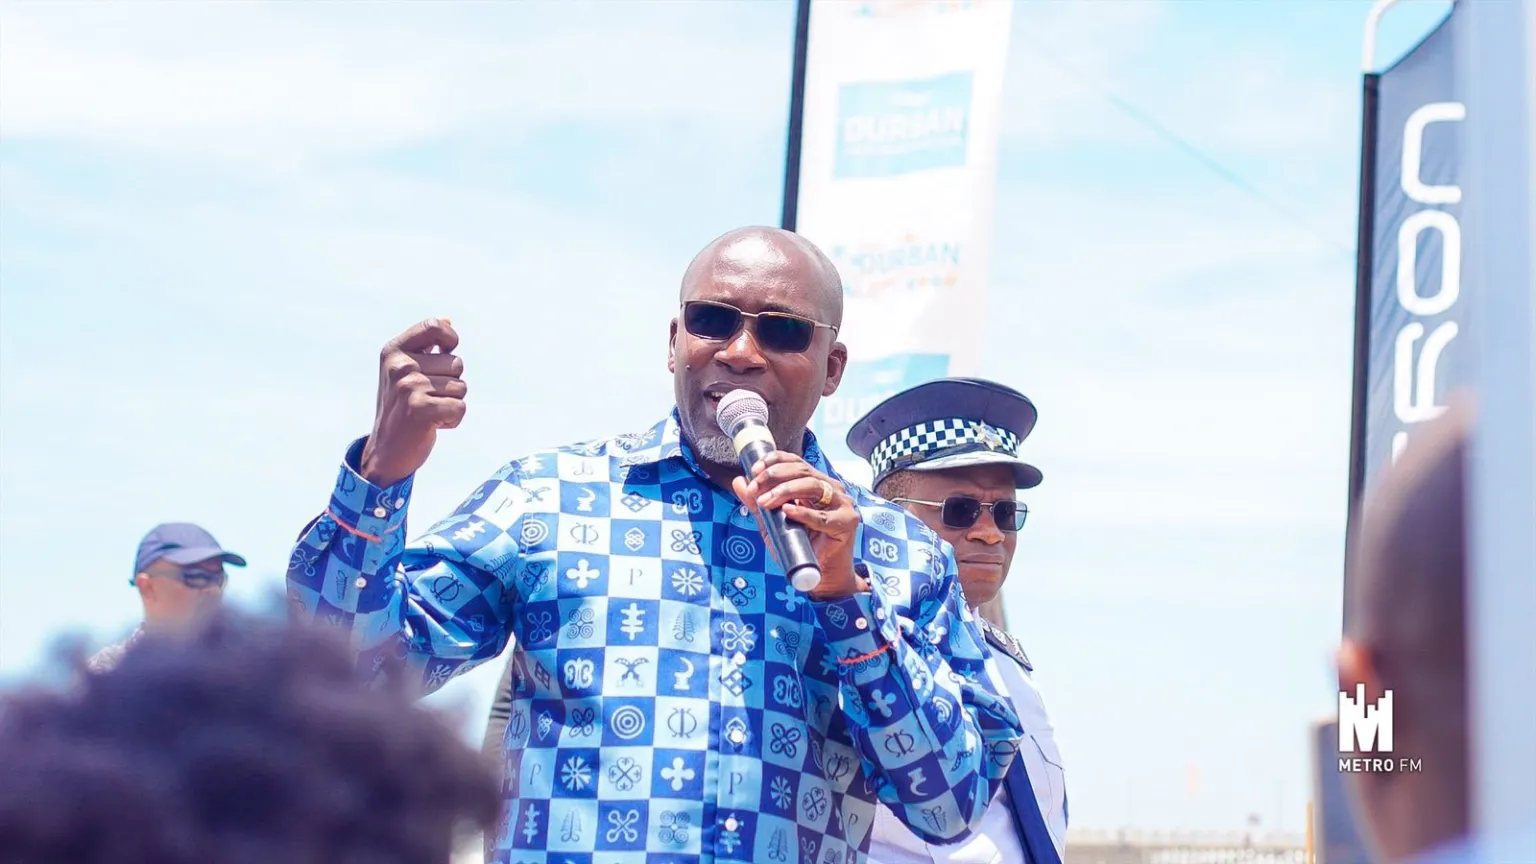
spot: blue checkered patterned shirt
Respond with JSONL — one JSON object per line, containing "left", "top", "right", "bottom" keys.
{"left": 287, "top": 412, "right": 1023, "bottom": 864}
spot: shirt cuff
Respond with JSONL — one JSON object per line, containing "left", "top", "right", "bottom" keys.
{"left": 326, "top": 436, "right": 414, "bottom": 541}
{"left": 811, "top": 591, "right": 891, "bottom": 675}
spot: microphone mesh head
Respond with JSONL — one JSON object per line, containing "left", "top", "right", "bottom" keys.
{"left": 716, "top": 389, "right": 769, "bottom": 435}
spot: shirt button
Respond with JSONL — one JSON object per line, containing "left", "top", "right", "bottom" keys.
{"left": 733, "top": 652, "right": 747, "bottom": 666}
{"left": 354, "top": 577, "right": 367, "bottom": 589}
{"left": 728, "top": 729, "right": 745, "bottom": 745}
{"left": 725, "top": 816, "right": 740, "bottom": 831}
{"left": 855, "top": 617, "right": 868, "bottom": 630}
{"left": 372, "top": 506, "right": 387, "bottom": 518}
{"left": 395, "top": 498, "right": 406, "bottom": 508}
{"left": 738, "top": 506, "right": 750, "bottom": 517}
{"left": 733, "top": 577, "right": 747, "bottom": 589}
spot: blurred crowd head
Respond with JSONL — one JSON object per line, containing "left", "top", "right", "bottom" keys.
{"left": 0, "top": 610, "right": 500, "bottom": 864}
{"left": 1341, "top": 397, "right": 1474, "bottom": 863}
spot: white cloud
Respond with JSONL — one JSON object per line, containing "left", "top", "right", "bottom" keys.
{"left": 0, "top": 1, "right": 790, "bottom": 165}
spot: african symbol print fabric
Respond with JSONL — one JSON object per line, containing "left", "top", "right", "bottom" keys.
{"left": 287, "top": 412, "right": 1024, "bottom": 864}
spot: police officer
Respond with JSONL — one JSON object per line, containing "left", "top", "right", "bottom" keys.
{"left": 849, "top": 377, "right": 1066, "bottom": 864}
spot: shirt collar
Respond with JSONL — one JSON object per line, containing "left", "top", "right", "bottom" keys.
{"left": 617, "top": 409, "right": 843, "bottom": 485}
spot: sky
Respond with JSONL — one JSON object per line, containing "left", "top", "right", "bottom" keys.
{"left": 0, "top": 0, "right": 1452, "bottom": 839}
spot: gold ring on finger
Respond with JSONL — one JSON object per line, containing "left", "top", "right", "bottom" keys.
{"left": 815, "top": 479, "right": 835, "bottom": 508}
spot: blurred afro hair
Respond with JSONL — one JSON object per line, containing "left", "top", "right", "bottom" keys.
{"left": 0, "top": 610, "right": 501, "bottom": 864}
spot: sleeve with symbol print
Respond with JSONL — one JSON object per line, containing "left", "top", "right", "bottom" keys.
{"left": 286, "top": 436, "right": 531, "bottom": 693}
{"left": 807, "top": 501, "right": 1025, "bottom": 845}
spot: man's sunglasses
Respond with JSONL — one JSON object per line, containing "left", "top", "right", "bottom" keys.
{"left": 892, "top": 495, "right": 1028, "bottom": 532}
{"left": 148, "top": 566, "right": 227, "bottom": 589}
{"left": 681, "top": 300, "right": 837, "bottom": 354}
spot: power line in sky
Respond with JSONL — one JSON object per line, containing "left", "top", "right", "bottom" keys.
{"left": 1017, "top": 31, "right": 1357, "bottom": 260}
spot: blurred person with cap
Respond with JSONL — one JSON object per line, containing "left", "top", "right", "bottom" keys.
{"left": 86, "top": 523, "right": 247, "bottom": 673}
{"left": 849, "top": 377, "right": 1066, "bottom": 864}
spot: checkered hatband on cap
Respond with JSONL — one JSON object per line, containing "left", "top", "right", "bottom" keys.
{"left": 868, "top": 418, "right": 1022, "bottom": 480}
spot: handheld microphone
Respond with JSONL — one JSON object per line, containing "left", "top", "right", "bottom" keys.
{"left": 715, "top": 389, "right": 824, "bottom": 592}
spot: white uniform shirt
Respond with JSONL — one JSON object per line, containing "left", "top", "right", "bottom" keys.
{"left": 867, "top": 616, "right": 1067, "bottom": 863}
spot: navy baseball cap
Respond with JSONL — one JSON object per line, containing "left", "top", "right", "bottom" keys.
{"left": 132, "top": 523, "right": 247, "bottom": 585}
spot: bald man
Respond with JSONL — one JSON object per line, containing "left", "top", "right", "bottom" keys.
{"left": 289, "top": 226, "right": 1025, "bottom": 864}
{"left": 1338, "top": 398, "right": 1474, "bottom": 863}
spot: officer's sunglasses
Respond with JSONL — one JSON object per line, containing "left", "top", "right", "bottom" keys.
{"left": 892, "top": 495, "right": 1029, "bottom": 532}
{"left": 681, "top": 300, "right": 838, "bottom": 354}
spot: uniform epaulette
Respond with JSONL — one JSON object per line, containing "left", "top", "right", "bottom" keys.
{"left": 980, "top": 619, "right": 1032, "bottom": 672}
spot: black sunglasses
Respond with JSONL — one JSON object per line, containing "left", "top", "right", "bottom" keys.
{"left": 681, "top": 300, "right": 837, "bottom": 354}
{"left": 893, "top": 495, "right": 1028, "bottom": 532}
{"left": 149, "top": 566, "right": 227, "bottom": 589}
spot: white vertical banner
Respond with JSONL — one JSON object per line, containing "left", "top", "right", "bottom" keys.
{"left": 1458, "top": 0, "right": 1536, "bottom": 850}
{"left": 793, "top": 0, "right": 1014, "bottom": 488}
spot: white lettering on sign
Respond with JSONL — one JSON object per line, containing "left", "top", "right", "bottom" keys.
{"left": 1391, "top": 101, "right": 1466, "bottom": 463}
{"left": 1401, "top": 102, "right": 1466, "bottom": 205}
{"left": 843, "top": 107, "right": 966, "bottom": 145}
